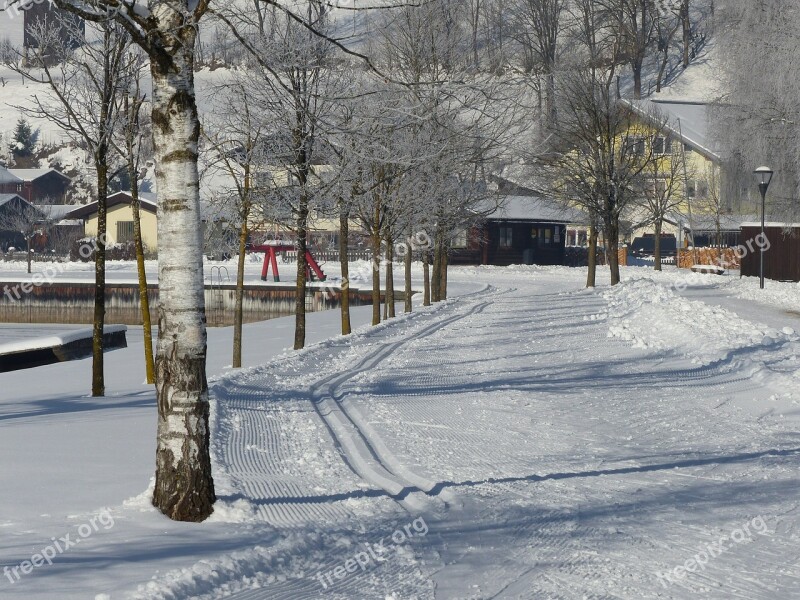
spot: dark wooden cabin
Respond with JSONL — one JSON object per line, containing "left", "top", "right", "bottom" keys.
{"left": 450, "top": 196, "right": 585, "bottom": 266}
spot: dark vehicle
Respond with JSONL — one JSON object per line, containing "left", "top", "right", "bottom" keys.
{"left": 629, "top": 234, "right": 677, "bottom": 258}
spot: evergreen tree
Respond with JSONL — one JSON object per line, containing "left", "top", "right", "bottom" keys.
{"left": 10, "top": 117, "right": 34, "bottom": 157}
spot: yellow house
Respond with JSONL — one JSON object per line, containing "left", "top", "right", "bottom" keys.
{"left": 621, "top": 98, "right": 726, "bottom": 243}
{"left": 67, "top": 191, "right": 159, "bottom": 251}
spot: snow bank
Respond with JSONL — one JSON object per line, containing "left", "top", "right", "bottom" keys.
{"left": 0, "top": 324, "right": 127, "bottom": 355}
{"left": 600, "top": 278, "right": 793, "bottom": 365}
{"left": 726, "top": 275, "right": 800, "bottom": 313}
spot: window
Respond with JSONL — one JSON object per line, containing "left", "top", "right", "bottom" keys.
{"left": 697, "top": 180, "right": 709, "bottom": 198}
{"left": 629, "top": 136, "right": 645, "bottom": 156}
{"left": 16, "top": 183, "right": 22, "bottom": 192}
{"left": 116, "top": 221, "right": 135, "bottom": 243}
{"left": 653, "top": 136, "right": 668, "bottom": 155}
{"left": 499, "top": 226, "right": 513, "bottom": 247}
{"left": 253, "top": 170, "right": 272, "bottom": 189}
{"left": 686, "top": 180, "right": 696, "bottom": 198}
{"left": 532, "top": 227, "right": 557, "bottom": 246}
{"left": 452, "top": 229, "right": 468, "bottom": 249}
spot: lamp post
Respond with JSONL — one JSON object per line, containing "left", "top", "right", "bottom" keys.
{"left": 754, "top": 166, "right": 773, "bottom": 289}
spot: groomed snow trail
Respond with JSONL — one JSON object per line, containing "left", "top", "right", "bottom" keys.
{"left": 133, "top": 267, "right": 800, "bottom": 599}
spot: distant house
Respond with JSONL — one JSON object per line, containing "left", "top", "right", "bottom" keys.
{"left": 620, "top": 97, "right": 737, "bottom": 246}
{"left": 450, "top": 196, "right": 586, "bottom": 266}
{"left": 0, "top": 167, "right": 24, "bottom": 198}
{"left": 66, "top": 191, "right": 158, "bottom": 251}
{"left": 8, "top": 168, "right": 72, "bottom": 204}
{"left": 0, "top": 194, "right": 40, "bottom": 251}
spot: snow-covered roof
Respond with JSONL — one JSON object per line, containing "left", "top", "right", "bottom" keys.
{"left": 8, "top": 168, "right": 71, "bottom": 182}
{"left": 0, "top": 166, "right": 22, "bottom": 184}
{"left": 109, "top": 190, "right": 157, "bottom": 204}
{"left": 0, "top": 193, "right": 26, "bottom": 208}
{"left": 672, "top": 213, "right": 761, "bottom": 232}
{"left": 622, "top": 98, "right": 721, "bottom": 161}
{"left": 38, "top": 204, "right": 76, "bottom": 220}
{"left": 482, "top": 195, "right": 587, "bottom": 224}
{"left": 741, "top": 222, "right": 800, "bottom": 228}
{"left": 66, "top": 191, "right": 158, "bottom": 219}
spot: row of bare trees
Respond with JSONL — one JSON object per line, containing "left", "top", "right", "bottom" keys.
{"left": 1, "top": 0, "right": 714, "bottom": 524}
{"left": 199, "top": 0, "right": 512, "bottom": 360}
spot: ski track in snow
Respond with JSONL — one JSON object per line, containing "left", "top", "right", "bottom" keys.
{"left": 9, "top": 266, "right": 800, "bottom": 599}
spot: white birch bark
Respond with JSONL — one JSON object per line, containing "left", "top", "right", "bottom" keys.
{"left": 149, "top": 6, "right": 215, "bottom": 522}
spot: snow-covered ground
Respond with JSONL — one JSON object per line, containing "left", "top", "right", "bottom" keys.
{"left": 3, "top": 263, "right": 800, "bottom": 599}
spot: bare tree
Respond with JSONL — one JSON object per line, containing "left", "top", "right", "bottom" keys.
{"left": 0, "top": 198, "right": 47, "bottom": 273}
{"left": 549, "top": 67, "right": 666, "bottom": 284}
{"left": 202, "top": 81, "right": 266, "bottom": 367}
{"left": 715, "top": 0, "right": 800, "bottom": 221}
{"left": 8, "top": 17, "right": 132, "bottom": 397}
{"left": 509, "top": 0, "right": 563, "bottom": 126}
{"left": 219, "top": 0, "right": 341, "bottom": 349}
{"left": 607, "top": 0, "right": 657, "bottom": 99}
{"left": 117, "top": 50, "right": 155, "bottom": 384}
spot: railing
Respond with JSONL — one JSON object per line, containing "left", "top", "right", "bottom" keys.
{"left": 1, "top": 251, "right": 70, "bottom": 263}
{"left": 277, "top": 249, "right": 374, "bottom": 263}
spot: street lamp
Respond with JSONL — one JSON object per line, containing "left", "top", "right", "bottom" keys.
{"left": 754, "top": 166, "right": 773, "bottom": 289}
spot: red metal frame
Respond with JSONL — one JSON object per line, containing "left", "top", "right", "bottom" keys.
{"left": 250, "top": 244, "right": 326, "bottom": 282}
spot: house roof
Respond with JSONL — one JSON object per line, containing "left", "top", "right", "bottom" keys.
{"left": 621, "top": 98, "right": 721, "bottom": 161}
{"left": 481, "top": 195, "right": 587, "bottom": 224}
{"left": 66, "top": 191, "right": 158, "bottom": 219}
{"left": 690, "top": 213, "right": 759, "bottom": 232}
{"left": 0, "top": 193, "right": 26, "bottom": 208}
{"left": 0, "top": 167, "right": 23, "bottom": 184}
{"left": 8, "top": 168, "right": 71, "bottom": 183}
{"left": 668, "top": 212, "right": 761, "bottom": 232}
{"left": 38, "top": 204, "right": 78, "bottom": 220}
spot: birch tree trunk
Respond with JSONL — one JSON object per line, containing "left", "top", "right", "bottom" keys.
{"left": 431, "top": 238, "right": 442, "bottom": 302}
{"left": 150, "top": 21, "right": 215, "bottom": 522}
{"left": 294, "top": 194, "right": 309, "bottom": 350}
{"left": 653, "top": 218, "right": 663, "bottom": 271}
{"left": 338, "top": 206, "right": 351, "bottom": 335}
{"left": 91, "top": 159, "right": 107, "bottom": 397}
{"left": 404, "top": 240, "right": 412, "bottom": 313}
{"left": 384, "top": 233, "right": 394, "bottom": 319}
{"left": 423, "top": 250, "right": 431, "bottom": 306}
{"left": 233, "top": 216, "right": 248, "bottom": 366}
{"left": 371, "top": 230, "right": 381, "bottom": 326}
{"left": 605, "top": 215, "right": 621, "bottom": 285}
{"left": 439, "top": 246, "right": 448, "bottom": 300}
{"left": 586, "top": 223, "right": 597, "bottom": 288}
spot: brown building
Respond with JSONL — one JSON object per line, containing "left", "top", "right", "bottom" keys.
{"left": 0, "top": 167, "right": 71, "bottom": 204}
{"left": 740, "top": 224, "right": 800, "bottom": 282}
